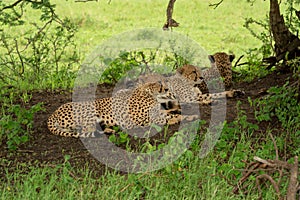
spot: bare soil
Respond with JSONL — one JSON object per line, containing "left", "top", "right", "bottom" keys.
{"left": 0, "top": 71, "right": 295, "bottom": 179}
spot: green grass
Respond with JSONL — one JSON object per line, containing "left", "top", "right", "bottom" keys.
{"left": 2, "top": 101, "right": 298, "bottom": 199}
{"left": 1, "top": 126, "right": 286, "bottom": 200}
{"left": 0, "top": 153, "right": 270, "bottom": 200}
{"left": 52, "top": 0, "right": 269, "bottom": 59}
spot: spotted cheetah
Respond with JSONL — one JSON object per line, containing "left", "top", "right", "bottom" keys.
{"left": 183, "top": 52, "right": 235, "bottom": 93}
{"left": 208, "top": 52, "right": 235, "bottom": 89}
{"left": 173, "top": 64, "right": 242, "bottom": 105}
{"left": 47, "top": 82, "right": 181, "bottom": 138}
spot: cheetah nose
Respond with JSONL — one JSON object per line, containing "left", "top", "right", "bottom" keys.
{"left": 195, "top": 77, "right": 205, "bottom": 84}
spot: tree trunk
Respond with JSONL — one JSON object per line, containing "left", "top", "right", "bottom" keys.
{"left": 269, "top": 0, "right": 300, "bottom": 63}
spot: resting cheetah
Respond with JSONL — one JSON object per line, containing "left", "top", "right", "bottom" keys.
{"left": 184, "top": 52, "right": 235, "bottom": 93}
{"left": 173, "top": 63, "right": 242, "bottom": 104}
{"left": 47, "top": 82, "right": 181, "bottom": 138}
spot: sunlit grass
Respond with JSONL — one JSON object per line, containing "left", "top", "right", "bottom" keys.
{"left": 52, "top": 0, "right": 269, "bottom": 59}
{"left": 0, "top": 153, "right": 268, "bottom": 200}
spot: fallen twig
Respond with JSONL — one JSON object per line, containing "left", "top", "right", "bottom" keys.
{"left": 256, "top": 174, "right": 281, "bottom": 200}
{"left": 233, "top": 136, "right": 299, "bottom": 199}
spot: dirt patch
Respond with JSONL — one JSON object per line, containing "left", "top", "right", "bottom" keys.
{"left": 0, "top": 71, "right": 295, "bottom": 178}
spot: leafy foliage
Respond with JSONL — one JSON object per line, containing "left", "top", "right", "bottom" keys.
{"left": 252, "top": 82, "right": 300, "bottom": 131}
{"left": 284, "top": 0, "right": 300, "bottom": 35}
{"left": 0, "top": 0, "right": 79, "bottom": 150}
{"left": 0, "top": 99, "right": 43, "bottom": 150}
{"left": 100, "top": 50, "right": 188, "bottom": 84}
{"left": 244, "top": 16, "right": 274, "bottom": 58}
{"left": 0, "top": 0, "right": 80, "bottom": 90}
{"left": 248, "top": 82, "right": 300, "bottom": 157}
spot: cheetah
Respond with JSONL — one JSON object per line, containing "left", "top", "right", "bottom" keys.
{"left": 208, "top": 52, "right": 235, "bottom": 89}
{"left": 47, "top": 82, "right": 181, "bottom": 138}
{"left": 129, "top": 63, "right": 242, "bottom": 108}
{"left": 184, "top": 52, "right": 235, "bottom": 93}
{"left": 172, "top": 63, "right": 242, "bottom": 105}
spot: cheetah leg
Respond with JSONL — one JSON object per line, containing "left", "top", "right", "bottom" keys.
{"left": 103, "top": 127, "right": 116, "bottom": 134}
{"left": 166, "top": 114, "right": 199, "bottom": 125}
{"left": 224, "top": 89, "right": 245, "bottom": 98}
{"left": 181, "top": 114, "right": 199, "bottom": 121}
{"left": 167, "top": 114, "right": 182, "bottom": 125}
{"left": 197, "top": 89, "right": 245, "bottom": 105}
{"left": 210, "top": 89, "right": 245, "bottom": 98}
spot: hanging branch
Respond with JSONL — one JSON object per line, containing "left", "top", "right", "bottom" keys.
{"left": 209, "top": 0, "right": 224, "bottom": 9}
{"left": 0, "top": 0, "right": 23, "bottom": 11}
{"left": 163, "top": 0, "right": 179, "bottom": 30}
{"left": 296, "top": 10, "right": 300, "bottom": 21}
{"left": 74, "top": 0, "right": 99, "bottom": 2}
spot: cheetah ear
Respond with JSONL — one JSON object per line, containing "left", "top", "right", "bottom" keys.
{"left": 208, "top": 55, "right": 215, "bottom": 63}
{"left": 176, "top": 66, "right": 184, "bottom": 75}
{"left": 229, "top": 54, "right": 235, "bottom": 62}
{"left": 158, "top": 80, "right": 166, "bottom": 91}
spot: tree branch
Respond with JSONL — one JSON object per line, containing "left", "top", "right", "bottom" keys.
{"left": 74, "top": 0, "right": 99, "bottom": 2}
{"left": 256, "top": 174, "right": 281, "bottom": 199}
{"left": 163, "top": 0, "right": 179, "bottom": 30}
{"left": 0, "top": 0, "right": 23, "bottom": 11}
{"left": 295, "top": 10, "right": 300, "bottom": 21}
{"left": 209, "top": 0, "right": 224, "bottom": 9}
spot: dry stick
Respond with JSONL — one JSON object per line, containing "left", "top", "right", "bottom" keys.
{"left": 236, "top": 62, "right": 249, "bottom": 67}
{"left": 287, "top": 156, "right": 299, "bottom": 200}
{"left": 209, "top": 0, "right": 224, "bottom": 9}
{"left": 254, "top": 156, "right": 292, "bottom": 169}
{"left": 253, "top": 156, "right": 277, "bottom": 167}
{"left": 14, "top": 39, "right": 24, "bottom": 75}
{"left": 256, "top": 174, "right": 282, "bottom": 200}
{"left": 268, "top": 132, "right": 279, "bottom": 160}
{"left": 233, "top": 55, "right": 244, "bottom": 68}
{"left": 0, "top": 0, "right": 23, "bottom": 11}
{"left": 232, "top": 162, "right": 261, "bottom": 194}
{"left": 267, "top": 130, "right": 285, "bottom": 190}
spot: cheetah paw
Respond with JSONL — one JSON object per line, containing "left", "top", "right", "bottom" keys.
{"left": 232, "top": 89, "right": 245, "bottom": 97}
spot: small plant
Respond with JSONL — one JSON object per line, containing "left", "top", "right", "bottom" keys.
{"left": 108, "top": 130, "right": 130, "bottom": 146}
{"left": 100, "top": 51, "right": 140, "bottom": 84}
{"left": 221, "top": 101, "right": 259, "bottom": 142}
{"left": 238, "top": 15, "right": 274, "bottom": 82}
{"left": 244, "top": 16, "right": 274, "bottom": 59}
{"left": 234, "top": 48, "right": 271, "bottom": 82}
{"left": 249, "top": 82, "right": 300, "bottom": 157}
{"left": 100, "top": 49, "right": 190, "bottom": 85}
{"left": 0, "top": 102, "right": 43, "bottom": 150}
{"left": 252, "top": 82, "right": 300, "bottom": 131}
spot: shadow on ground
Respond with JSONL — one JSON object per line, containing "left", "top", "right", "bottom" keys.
{"left": 0, "top": 71, "right": 294, "bottom": 178}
